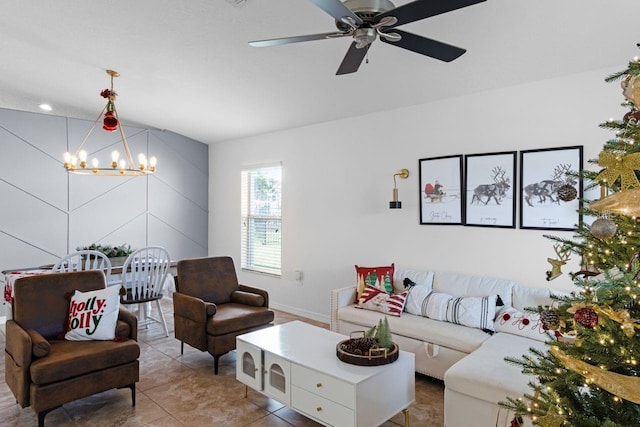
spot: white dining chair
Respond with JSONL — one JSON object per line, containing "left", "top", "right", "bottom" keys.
{"left": 52, "top": 250, "right": 112, "bottom": 284}
{"left": 120, "top": 246, "right": 170, "bottom": 337}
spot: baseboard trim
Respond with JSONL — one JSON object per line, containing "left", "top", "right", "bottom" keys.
{"left": 269, "top": 302, "right": 329, "bottom": 325}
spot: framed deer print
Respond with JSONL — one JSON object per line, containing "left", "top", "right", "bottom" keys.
{"left": 464, "top": 151, "right": 516, "bottom": 228}
{"left": 519, "top": 146, "right": 583, "bottom": 230}
{"left": 419, "top": 154, "right": 463, "bottom": 225}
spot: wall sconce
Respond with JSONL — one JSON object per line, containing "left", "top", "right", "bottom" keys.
{"left": 390, "top": 169, "right": 409, "bottom": 209}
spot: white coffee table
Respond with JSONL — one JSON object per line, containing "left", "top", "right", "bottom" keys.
{"left": 236, "top": 320, "right": 415, "bottom": 427}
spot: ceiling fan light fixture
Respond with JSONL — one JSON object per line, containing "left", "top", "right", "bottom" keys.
{"left": 354, "top": 28, "right": 377, "bottom": 48}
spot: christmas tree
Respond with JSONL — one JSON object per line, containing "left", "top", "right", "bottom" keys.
{"left": 500, "top": 47, "right": 640, "bottom": 427}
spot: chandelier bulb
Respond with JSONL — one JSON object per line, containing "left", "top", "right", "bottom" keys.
{"left": 138, "top": 153, "right": 147, "bottom": 170}
{"left": 70, "top": 155, "right": 78, "bottom": 168}
{"left": 119, "top": 159, "right": 126, "bottom": 172}
{"left": 78, "top": 150, "right": 88, "bottom": 168}
{"left": 91, "top": 158, "right": 99, "bottom": 168}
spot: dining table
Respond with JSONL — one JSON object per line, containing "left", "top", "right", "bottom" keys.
{"left": 1, "top": 261, "right": 177, "bottom": 319}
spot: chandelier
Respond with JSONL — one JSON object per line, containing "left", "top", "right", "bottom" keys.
{"left": 63, "top": 69, "right": 157, "bottom": 176}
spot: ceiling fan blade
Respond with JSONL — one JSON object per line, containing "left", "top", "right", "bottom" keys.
{"left": 308, "top": 0, "right": 363, "bottom": 26}
{"left": 249, "top": 32, "right": 349, "bottom": 47}
{"left": 336, "top": 42, "right": 370, "bottom": 75}
{"left": 376, "top": 0, "right": 486, "bottom": 27}
{"left": 380, "top": 29, "right": 466, "bottom": 62}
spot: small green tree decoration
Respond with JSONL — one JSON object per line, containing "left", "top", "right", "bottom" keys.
{"left": 365, "top": 317, "right": 393, "bottom": 349}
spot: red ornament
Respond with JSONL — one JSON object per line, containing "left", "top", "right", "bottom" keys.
{"left": 103, "top": 111, "right": 118, "bottom": 132}
{"left": 100, "top": 89, "right": 112, "bottom": 98}
{"left": 574, "top": 307, "right": 598, "bottom": 329}
{"left": 623, "top": 110, "right": 640, "bottom": 123}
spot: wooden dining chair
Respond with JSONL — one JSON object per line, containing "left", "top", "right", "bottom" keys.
{"left": 119, "top": 246, "right": 170, "bottom": 337}
{"left": 52, "top": 250, "right": 112, "bottom": 284}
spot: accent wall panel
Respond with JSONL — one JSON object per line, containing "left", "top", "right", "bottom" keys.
{"left": 149, "top": 130, "right": 208, "bottom": 211}
{"left": 0, "top": 180, "right": 67, "bottom": 258}
{"left": 0, "top": 107, "right": 208, "bottom": 271}
{"left": 148, "top": 178, "right": 208, "bottom": 250}
{"left": 148, "top": 215, "right": 205, "bottom": 260}
{"left": 0, "top": 118, "right": 68, "bottom": 210}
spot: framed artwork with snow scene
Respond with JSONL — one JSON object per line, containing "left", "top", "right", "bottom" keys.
{"left": 464, "top": 151, "right": 516, "bottom": 228}
{"left": 419, "top": 154, "right": 463, "bottom": 225}
{"left": 519, "top": 146, "right": 583, "bottom": 230}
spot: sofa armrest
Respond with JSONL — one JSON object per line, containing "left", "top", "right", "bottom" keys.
{"left": 238, "top": 284, "right": 269, "bottom": 307}
{"left": 231, "top": 290, "right": 265, "bottom": 307}
{"left": 26, "top": 329, "right": 50, "bottom": 358}
{"left": 330, "top": 286, "right": 357, "bottom": 332}
{"left": 5, "top": 320, "right": 33, "bottom": 367}
{"left": 118, "top": 307, "right": 139, "bottom": 341}
{"left": 173, "top": 292, "right": 216, "bottom": 323}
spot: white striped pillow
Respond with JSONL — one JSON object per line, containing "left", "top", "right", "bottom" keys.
{"left": 423, "top": 292, "right": 497, "bottom": 331}
{"left": 356, "top": 284, "right": 408, "bottom": 317}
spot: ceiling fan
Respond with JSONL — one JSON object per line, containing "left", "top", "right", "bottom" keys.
{"left": 249, "top": 0, "right": 486, "bottom": 75}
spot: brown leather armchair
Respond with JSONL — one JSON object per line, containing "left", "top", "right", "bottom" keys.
{"left": 173, "top": 256, "right": 274, "bottom": 374}
{"left": 5, "top": 271, "right": 140, "bottom": 427}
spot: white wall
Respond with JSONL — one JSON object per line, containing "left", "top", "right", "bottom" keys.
{"left": 210, "top": 66, "right": 625, "bottom": 323}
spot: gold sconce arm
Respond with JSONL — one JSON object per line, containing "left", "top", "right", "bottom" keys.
{"left": 390, "top": 169, "right": 409, "bottom": 209}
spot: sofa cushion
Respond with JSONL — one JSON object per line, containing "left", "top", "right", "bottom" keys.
{"left": 444, "top": 333, "right": 548, "bottom": 404}
{"left": 355, "top": 284, "right": 407, "bottom": 317}
{"left": 512, "top": 286, "right": 570, "bottom": 311}
{"left": 433, "top": 271, "right": 515, "bottom": 308}
{"left": 338, "top": 305, "right": 491, "bottom": 353}
{"left": 206, "top": 303, "right": 274, "bottom": 336}
{"left": 494, "top": 306, "right": 554, "bottom": 342}
{"left": 393, "top": 269, "right": 434, "bottom": 294}
{"left": 30, "top": 338, "right": 140, "bottom": 385}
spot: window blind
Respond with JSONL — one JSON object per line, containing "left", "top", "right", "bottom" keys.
{"left": 240, "top": 164, "right": 282, "bottom": 276}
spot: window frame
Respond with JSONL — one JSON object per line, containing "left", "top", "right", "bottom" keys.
{"left": 240, "top": 163, "right": 282, "bottom": 276}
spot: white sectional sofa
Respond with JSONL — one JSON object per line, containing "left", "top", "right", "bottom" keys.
{"left": 330, "top": 268, "right": 567, "bottom": 427}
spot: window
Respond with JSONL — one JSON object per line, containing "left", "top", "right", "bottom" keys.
{"left": 241, "top": 164, "right": 282, "bottom": 276}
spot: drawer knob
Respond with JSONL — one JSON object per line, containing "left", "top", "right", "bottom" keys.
{"left": 316, "top": 383, "right": 322, "bottom": 388}
{"left": 316, "top": 407, "right": 322, "bottom": 412}
{"left": 254, "top": 368, "right": 259, "bottom": 372}
{"left": 263, "top": 370, "right": 268, "bottom": 374}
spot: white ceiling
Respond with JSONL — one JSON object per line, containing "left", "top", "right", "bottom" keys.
{"left": 1, "top": 0, "right": 639, "bottom": 145}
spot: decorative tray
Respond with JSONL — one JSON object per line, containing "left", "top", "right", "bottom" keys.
{"left": 336, "top": 339, "right": 399, "bottom": 366}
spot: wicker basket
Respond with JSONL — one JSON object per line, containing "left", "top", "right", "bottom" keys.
{"left": 336, "top": 339, "right": 399, "bottom": 366}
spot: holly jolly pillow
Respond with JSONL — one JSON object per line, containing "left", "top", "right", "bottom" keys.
{"left": 65, "top": 285, "right": 121, "bottom": 341}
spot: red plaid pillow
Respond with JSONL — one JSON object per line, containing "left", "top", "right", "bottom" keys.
{"left": 356, "top": 284, "right": 407, "bottom": 317}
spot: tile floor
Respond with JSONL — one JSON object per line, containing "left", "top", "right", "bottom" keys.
{"left": 0, "top": 299, "right": 445, "bottom": 426}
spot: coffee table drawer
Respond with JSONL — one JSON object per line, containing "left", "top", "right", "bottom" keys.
{"left": 292, "top": 385, "right": 354, "bottom": 426}
{"left": 291, "top": 364, "right": 355, "bottom": 407}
